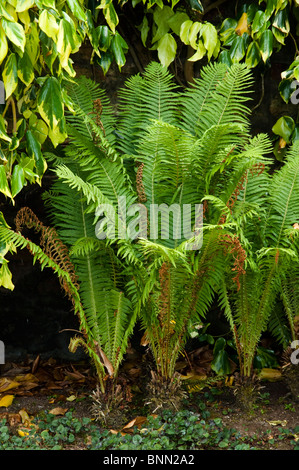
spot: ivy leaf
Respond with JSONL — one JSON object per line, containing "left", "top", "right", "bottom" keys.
{"left": 0, "top": 4, "right": 15, "bottom": 21}
{"left": 218, "top": 50, "right": 233, "bottom": 66}
{"left": 0, "top": 165, "right": 12, "bottom": 199}
{"left": 2, "top": 53, "right": 18, "bottom": 98}
{"left": 188, "top": 40, "right": 205, "bottom": 61}
{"left": 11, "top": 164, "right": 25, "bottom": 198}
{"left": 97, "top": 25, "right": 112, "bottom": 51}
{"left": 17, "top": 51, "right": 34, "bottom": 86}
{"left": 57, "top": 16, "right": 80, "bottom": 68}
{"left": 26, "top": 130, "right": 47, "bottom": 177}
{"left": 251, "top": 11, "right": 266, "bottom": 35}
{"left": 201, "top": 23, "right": 218, "bottom": 60}
{"left": 0, "top": 116, "right": 11, "bottom": 143}
{"left": 187, "top": 0, "right": 204, "bottom": 13}
{"left": 152, "top": 6, "right": 174, "bottom": 43}
{"left": 37, "top": 77, "right": 64, "bottom": 130}
{"left": 111, "top": 33, "right": 128, "bottom": 71}
{"left": 259, "top": 30, "right": 273, "bottom": 63}
{"left": 1, "top": 18, "right": 25, "bottom": 52}
{"left": 188, "top": 22, "right": 201, "bottom": 49}
{"left": 0, "top": 25, "right": 8, "bottom": 65}
{"left": 39, "top": 9, "right": 59, "bottom": 41}
{"left": 137, "top": 16, "right": 150, "bottom": 47}
{"left": 279, "top": 78, "right": 294, "bottom": 103}
{"left": 101, "top": 2, "right": 119, "bottom": 34}
{"left": 229, "top": 35, "right": 246, "bottom": 63}
{"left": 272, "top": 8, "right": 290, "bottom": 34}
{"left": 245, "top": 41, "right": 261, "bottom": 68}
{"left": 66, "top": 0, "right": 86, "bottom": 22}
{"left": 96, "top": 50, "right": 113, "bottom": 75}
{"left": 180, "top": 20, "right": 193, "bottom": 45}
{"left": 272, "top": 116, "right": 295, "bottom": 143}
{"left": 167, "top": 12, "right": 189, "bottom": 36}
{"left": 15, "top": 0, "right": 35, "bottom": 12}
{"left": 157, "top": 33, "right": 177, "bottom": 67}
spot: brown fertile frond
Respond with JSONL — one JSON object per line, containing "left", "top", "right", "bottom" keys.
{"left": 219, "top": 233, "right": 246, "bottom": 290}
{"left": 158, "top": 261, "right": 171, "bottom": 329}
{"left": 15, "top": 207, "right": 79, "bottom": 297}
{"left": 92, "top": 98, "right": 106, "bottom": 136}
{"left": 219, "top": 163, "right": 265, "bottom": 224}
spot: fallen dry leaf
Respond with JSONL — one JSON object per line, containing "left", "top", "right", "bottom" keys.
{"left": 0, "top": 412, "right": 21, "bottom": 426}
{"left": 14, "top": 373, "right": 38, "bottom": 383}
{"left": 49, "top": 407, "right": 68, "bottom": 416}
{"left": 267, "top": 420, "right": 287, "bottom": 427}
{"left": 0, "top": 378, "right": 21, "bottom": 393}
{"left": 19, "top": 409, "right": 32, "bottom": 426}
{"left": 66, "top": 395, "right": 77, "bottom": 402}
{"left": 258, "top": 368, "right": 282, "bottom": 381}
{"left": 122, "top": 416, "right": 147, "bottom": 431}
{"left": 0, "top": 395, "right": 14, "bottom": 407}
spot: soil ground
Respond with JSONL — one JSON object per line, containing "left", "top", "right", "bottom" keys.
{"left": 0, "top": 356, "right": 298, "bottom": 451}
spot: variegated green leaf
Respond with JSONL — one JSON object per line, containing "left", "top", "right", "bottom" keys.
{"left": 2, "top": 53, "right": 18, "bottom": 98}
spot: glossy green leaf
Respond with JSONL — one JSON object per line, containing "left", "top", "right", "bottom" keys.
{"left": 2, "top": 53, "right": 18, "bottom": 98}
{"left": 259, "top": 30, "right": 273, "bottom": 63}
{"left": 218, "top": 50, "right": 232, "bottom": 66}
{"left": 8, "top": 136, "right": 19, "bottom": 151}
{"left": 33, "top": 119, "right": 48, "bottom": 145}
{"left": 152, "top": 6, "right": 174, "bottom": 43}
{"left": 272, "top": 8, "right": 290, "bottom": 34}
{"left": 0, "top": 262, "right": 14, "bottom": 290}
{"left": 279, "top": 78, "right": 295, "bottom": 103}
{"left": 11, "top": 163, "right": 25, "bottom": 198}
{"left": 138, "top": 16, "right": 150, "bottom": 47}
{"left": 229, "top": 35, "right": 246, "bottom": 63}
{"left": 17, "top": 51, "right": 34, "bottom": 86}
{"left": 201, "top": 22, "right": 217, "bottom": 60}
{"left": 188, "top": 40, "right": 205, "bottom": 61}
{"left": 1, "top": 18, "right": 25, "bottom": 52}
{"left": 0, "top": 3, "right": 15, "bottom": 21}
{"left": 111, "top": 32, "right": 128, "bottom": 70}
{"left": 0, "top": 25, "right": 8, "bottom": 65}
{"left": 96, "top": 50, "right": 113, "bottom": 75}
{"left": 168, "top": 12, "right": 189, "bottom": 36}
{"left": 188, "top": 22, "right": 201, "bottom": 49}
{"left": 272, "top": 25, "right": 287, "bottom": 45}
{"left": 272, "top": 116, "right": 295, "bottom": 143}
{"left": 251, "top": 11, "right": 266, "bottom": 35}
{"left": 157, "top": 33, "right": 177, "bottom": 67}
{"left": 211, "top": 349, "right": 231, "bottom": 375}
{"left": 66, "top": 0, "right": 86, "bottom": 22}
{"left": 264, "top": 0, "right": 276, "bottom": 20}
{"left": 95, "top": 25, "right": 110, "bottom": 52}
{"left": 0, "top": 165, "right": 12, "bottom": 198}
{"left": 245, "top": 40, "right": 261, "bottom": 68}
{"left": 57, "top": 16, "right": 80, "bottom": 68}
{"left": 37, "top": 77, "right": 64, "bottom": 130}
{"left": 103, "top": 3, "right": 118, "bottom": 34}
{"left": 39, "top": 9, "right": 59, "bottom": 40}
{"left": 187, "top": 0, "right": 203, "bottom": 13}
{"left": 0, "top": 116, "right": 11, "bottom": 143}
{"left": 15, "top": 0, "right": 35, "bottom": 12}
{"left": 26, "top": 22, "right": 40, "bottom": 65}
{"left": 180, "top": 20, "right": 193, "bottom": 45}
{"left": 26, "top": 130, "right": 47, "bottom": 176}
{"left": 48, "top": 119, "right": 67, "bottom": 147}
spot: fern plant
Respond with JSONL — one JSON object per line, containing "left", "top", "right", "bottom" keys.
{"left": 1, "top": 62, "right": 275, "bottom": 411}
{"left": 41, "top": 62, "right": 275, "bottom": 409}
{"left": 219, "top": 143, "right": 299, "bottom": 388}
